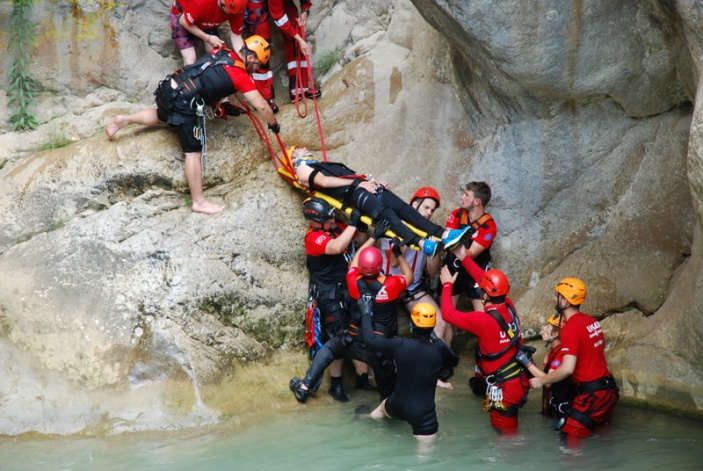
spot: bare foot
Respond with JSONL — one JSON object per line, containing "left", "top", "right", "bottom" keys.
{"left": 437, "top": 379, "right": 453, "bottom": 390}
{"left": 106, "top": 115, "right": 126, "bottom": 140}
{"left": 191, "top": 200, "right": 225, "bottom": 214}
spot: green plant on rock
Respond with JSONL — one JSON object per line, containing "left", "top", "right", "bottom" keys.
{"left": 314, "top": 47, "right": 343, "bottom": 77}
{"left": 7, "top": 0, "right": 38, "bottom": 132}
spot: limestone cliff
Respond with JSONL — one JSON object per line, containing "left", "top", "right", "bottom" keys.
{"left": 0, "top": 0, "right": 700, "bottom": 435}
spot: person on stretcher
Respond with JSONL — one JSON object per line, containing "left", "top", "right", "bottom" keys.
{"left": 290, "top": 146, "right": 470, "bottom": 257}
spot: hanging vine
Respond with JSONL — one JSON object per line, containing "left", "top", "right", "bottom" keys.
{"left": 7, "top": 0, "right": 38, "bottom": 131}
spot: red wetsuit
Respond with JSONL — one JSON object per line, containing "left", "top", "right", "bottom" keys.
{"left": 441, "top": 255, "right": 529, "bottom": 430}
{"left": 559, "top": 312, "right": 618, "bottom": 437}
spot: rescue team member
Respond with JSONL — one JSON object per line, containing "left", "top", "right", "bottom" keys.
{"left": 347, "top": 235, "right": 413, "bottom": 339}
{"left": 171, "top": 0, "right": 247, "bottom": 66}
{"left": 521, "top": 312, "right": 574, "bottom": 429}
{"left": 361, "top": 300, "right": 459, "bottom": 443}
{"left": 443, "top": 181, "right": 497, "bottom": 313}
{"left": 289, "top": 222, "right": 411, "bottom": 402}
{"left": 378, "top": 188, "right": 454, "bottom": 389}
{"left": 289, "top": 147, "right": 472, "bottom": 257}
{"left": 442, "top": 182, "right": 496, "bottom": 395}
{"left": 299, "top": 197, "right": 369, "bottom": 401}
{"left": 440, "top": 245, "right": 531, "bottom": 432}
{"left": 379, "top": 188, "right": 452, "bottom": 346}
{"left": 106, "top": 36, "right": 279, "bottom": 215}
{"left": 529, "top": 278, "right": 619, "bottom": 438}
{"left": 244, "top": 0, "right": 317, "bottom": 112}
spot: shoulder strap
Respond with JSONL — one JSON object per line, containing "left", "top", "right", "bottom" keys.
{"left": 479, "top": 306, "right": 519, "bottom": 362}
{"left": 474, "top": 213, "right": 494, "bottom": 228}
{"left": 356, "top": 277, "right": 384, "bottom": 298}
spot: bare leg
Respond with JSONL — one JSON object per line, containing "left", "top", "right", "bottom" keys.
{"left": 106, "top": 109, "right": 162, "bottom": 140}
{"left": 180, "top": 47, "right": 197, "bottom": 66}
{"left": 329, "top": 358, "right": 344, "bottom": 377}
{"left": 184, "top": 152, "right": 225, "bottom": 214}
{"left": 370, "top": 399, "right": 390, "bottom": 420}
{"left": 353, "top": 360, "right": 368, "bottom": 375}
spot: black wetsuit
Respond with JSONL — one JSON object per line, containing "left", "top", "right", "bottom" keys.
{"left": 305, "top": 162, "right": 445, "bottom": 246}
{"left": 300, "top": 324, "right": 395, "bottom": 399}
{"left": 360, "top": 299, "right": 459, "bottom": 436}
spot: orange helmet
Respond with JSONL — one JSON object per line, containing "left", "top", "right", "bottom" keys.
{"left": 555, "top": 277, "right": 586, "bottom": 305}
{"left": 411, "top": 187, "right": 440, "bottom": 208}
{"left": 358, "top": 247, "right": 383, "bottom": 277}
{"left": 411, "top": 303, "right": 437, "bottom": 328}
{"left": 546, "top": 312, "right": 565, "bottom": 328}
{"left": 244, "top": 35, "right": 271, "bottom": 64}
{"left": 478, "top": 269, "right": 510, "bottom": 297}
{"left": 220, "top": 0, "right": 246, "bottom": 14}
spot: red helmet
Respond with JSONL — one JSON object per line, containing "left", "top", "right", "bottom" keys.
{"left": 358, "top": 247, "right": 383, "bottom": 277}
{"left": 411, "top": 187, "right": 440, "bottom": 208}
{"left": 478, "top": 269, "right": 510, "bottom": 297}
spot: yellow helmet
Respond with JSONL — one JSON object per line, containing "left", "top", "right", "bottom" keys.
{"left": 411, "top": 303, "right": 436, "bottom": 329}
{"left": 244, "top": 35, "right": 271, "bottom": 64}
{"left": 555, "top": 277, "right": 586, "bottom": 306}
{"left": 546, "top": 312, "right": 565, "bottom": 328}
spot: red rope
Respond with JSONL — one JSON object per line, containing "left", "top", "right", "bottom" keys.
{"left": 294, "top": 25, "right": 328, "bottom": 162}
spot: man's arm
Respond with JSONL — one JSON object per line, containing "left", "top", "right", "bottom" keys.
{"left": 179, "top": 14, "right": 224, "bottom": 49}
{"left": 242, "top": 89, "right": 277, "bottom": 127}
{"left": 396, "top": 249, "right": 414, "bottom": 287}
{"left": 324, "top": 224, "right": 357, "bottom": 255}
{"left": 466, "top": 240, "right": 486, "bottom": 260}
{"left": 530, "top": 354, "right": 576, "bottom": 388}
{"left": 426, "top": 248, "right": 441, "bottom": 275}
{"left": 229, "top": 32, "right": 244, "bottom": 54}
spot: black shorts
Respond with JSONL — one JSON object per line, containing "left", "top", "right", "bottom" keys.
{"left": 154, "top": 79, "right": 202, "bottom": 153}
{"left": 314, "top": 284, "right": 350, "bottom": 341}
{"left": 443, "top": 253, "right": 481, "bottom": 299}
{"left": 385, "top": 397, "right": 438, "bottom": 436}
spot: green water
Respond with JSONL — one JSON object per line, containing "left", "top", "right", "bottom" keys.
{"left": 1, "top": 381, "right": 701, "bottom": 470}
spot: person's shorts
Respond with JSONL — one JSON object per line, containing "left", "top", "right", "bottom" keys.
{"left": 562, "top": 388, "right": 618, "bottom": 437}
{"left": 385, "top": 397, "right": 439, "bottom": 436}
{"left": 315, "top": 285, "right": 350, "bottom": 341}
{"left": 154, "top": 79, "right": 202, "bottom": 153}
{"left": 443, "top": 252, "right": 483, "bottom": 299}
{"left": 170, "top": 10, "right": 220, "bottom": 51}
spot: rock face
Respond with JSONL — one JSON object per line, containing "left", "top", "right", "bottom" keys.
{"left": 0, "top": 0, "right": 701, "bottom": 434}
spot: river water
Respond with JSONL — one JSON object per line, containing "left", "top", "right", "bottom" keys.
{"left": 1, "top": 373, "right": 701, "bottom": 471}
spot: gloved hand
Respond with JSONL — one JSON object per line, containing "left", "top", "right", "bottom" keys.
{"left": 390, "top": 240, "right": 403, "bottom": 258}
{"left": 268, "top": 121, "right": 281, "bottom": 133}
{"left": 349, "top": 209, "right": 368, "bottom": 233}
{"left": 348, "top": 209, "right": 363, "bottom": 227}
{"left": 371, "top": 219, "right": 390, "bottom": 240}
{"left": 359, "top": 294, "right": 374, "bottom": 317}
{"left": 515, "top": 350, "right": 533, "bottom": 368}
{"left": 222, "top": 102, "right": 242, "bottom": 116}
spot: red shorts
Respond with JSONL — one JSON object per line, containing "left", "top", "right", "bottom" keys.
{"left": 488, "top": 373, "right": 529, "bottom": 431}
{"left": 562, "top": 388, "right": 618, "bottom": 437}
